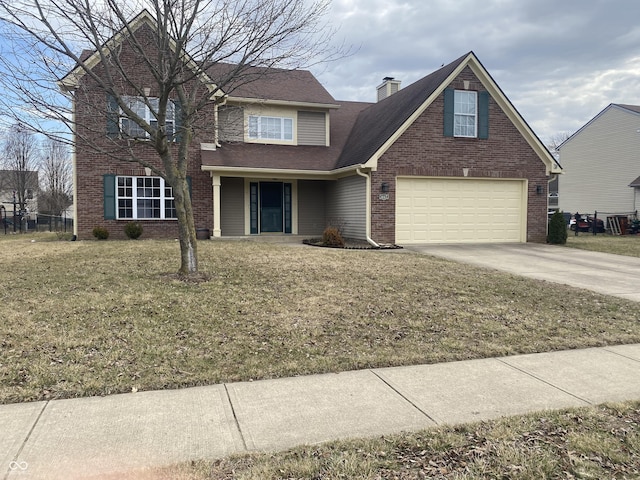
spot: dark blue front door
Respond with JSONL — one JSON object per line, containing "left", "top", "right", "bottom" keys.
{"left": 249, "top": 182, "right": 292, "bottom": 234}
{"left": 260, "top": 182, "right": 283, "bottom": 233}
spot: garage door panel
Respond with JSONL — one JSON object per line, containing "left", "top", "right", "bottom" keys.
{"left": 396, "top": 178, "right": 525, "bottom": 244}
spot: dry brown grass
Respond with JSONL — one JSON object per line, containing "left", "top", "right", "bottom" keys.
{"left": 1, "top": 233, "right": 639, "bottom": 405}
{"left": 566, "top": 232, "right": 640, "bottom": 257}
{"left": 204, "top": 401, "right": 640, "bottom": 479}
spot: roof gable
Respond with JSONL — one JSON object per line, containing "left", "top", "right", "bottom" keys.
{"left": 336, "top": 51, "right": 560, "bottom": 174}
{"left": 559, "top": 103, "right": 640, "bottom": 150}
{"left": 59, "top": 10, "right": 218, "bottom": 95}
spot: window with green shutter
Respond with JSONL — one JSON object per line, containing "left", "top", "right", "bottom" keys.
{"left": 443, "top": 88, "right": 489, "bottom": 139}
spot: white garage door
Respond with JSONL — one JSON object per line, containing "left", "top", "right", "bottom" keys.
{"left": 396, "top": 178, "right": 526, "bottom": 244}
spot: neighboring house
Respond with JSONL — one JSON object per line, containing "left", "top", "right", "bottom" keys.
{"left": 558, "top": 104, "right": 640, "bottom": 215}
{"left": 0, "top": 169, "right": 39, "bottom": 219}
{"left": 64, "top": 11, "right": 559, "bottom": 244}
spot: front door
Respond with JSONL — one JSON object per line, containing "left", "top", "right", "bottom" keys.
{"left": 260, "top": 182, "right": 283, "bottom": 232}
{"left": 250, "top": 182, "right": 292, "bottom": 234}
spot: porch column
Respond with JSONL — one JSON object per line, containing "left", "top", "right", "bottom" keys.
{"left": 212, "top": 173, "right": 221, "bottom": 237}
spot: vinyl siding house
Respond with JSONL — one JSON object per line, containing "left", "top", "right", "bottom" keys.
{"left": 65, "top": 11, "right": 560, "bottom": 244}
{"left": 558, "top": 104, "right": 640, "bottom": 215}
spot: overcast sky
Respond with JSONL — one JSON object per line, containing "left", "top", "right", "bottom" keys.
{"left": 312, "top": 0, "right": 640, "bottom": 145}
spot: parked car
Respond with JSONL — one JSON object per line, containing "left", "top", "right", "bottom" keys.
{"left": 569, "top": 215, "right": 605, "bottom": 233}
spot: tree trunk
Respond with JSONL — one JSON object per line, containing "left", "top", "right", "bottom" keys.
{"left": 173, "top": 177, "right": 198, "bottom": 275}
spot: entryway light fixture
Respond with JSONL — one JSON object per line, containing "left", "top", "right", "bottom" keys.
{"left": 536, "top": 185, "right": 543, "bottom": 194}
{"left": 381, "top": 182, "right": 389, "bottom": 193}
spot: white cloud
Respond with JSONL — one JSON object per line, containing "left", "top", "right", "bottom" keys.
{"left": 314, "top": 0, "right": 640, "bottom": 143}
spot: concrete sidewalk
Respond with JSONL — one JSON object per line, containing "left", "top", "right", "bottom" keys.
{"left": 2, "top": 344, "right": 640, "bottom": 479}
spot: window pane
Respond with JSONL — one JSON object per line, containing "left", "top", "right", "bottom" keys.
{"left": 453, "top": 90, "right": 477, "bottom": 137}
{"left": 248, "top": 116, "right": 258, "bottom": 138}
{"left": 137, "top": 199, "right": 161, "bottom": 218}
{"left": 118, "top": 199, "right": 133, "bottom": 218}
{"left": 165, "top": 199, "right": 177, "bottom": 219}
{"left": 284, "top": 118, "right": 293, "bottom": 140}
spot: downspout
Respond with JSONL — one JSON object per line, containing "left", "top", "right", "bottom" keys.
{"left": 71, "top": 90, "right": 78, "bottom": 239}
{"left": 356, "top": 167, "right": 380, "bottom": 248}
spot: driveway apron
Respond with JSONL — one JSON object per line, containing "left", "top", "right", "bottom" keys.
{"left": 404, "top": 243, "right": 640, "bottom": 302}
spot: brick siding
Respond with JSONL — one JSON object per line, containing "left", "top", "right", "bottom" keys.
{"left": 73, "top": 25, "right": 214, "bottom": 240}
{"left": 370, "top": 67, "right": 549, "bottom": 244}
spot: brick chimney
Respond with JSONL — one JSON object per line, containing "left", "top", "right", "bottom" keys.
{"left": 377, "top": 77, "right": 401, "bottom": 102}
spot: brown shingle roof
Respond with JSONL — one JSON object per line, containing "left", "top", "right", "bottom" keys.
{"left": 334, "top": 53, "right": 469, "bottom": 169}
{"left": 208, "top": 63, "right": 337, "bottom": 105}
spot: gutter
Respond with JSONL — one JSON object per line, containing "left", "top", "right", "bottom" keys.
{"left": 356, "top": 167, "right": 380, "bottom": 248}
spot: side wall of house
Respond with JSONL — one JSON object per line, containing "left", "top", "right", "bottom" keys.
{"left": 220, "top": 177, "right": 245, "bottom": 236}
{"left": 558, "top": 107, "right": 640, "bottom": 214}
{"left": 297, "top": 180, "right": 327, "bottom": 236}
{"left": 326, "top": 175, "right": 366, "bottom": 239}
{"left": 371, "top": 66, "right": 549, "bottom": 244}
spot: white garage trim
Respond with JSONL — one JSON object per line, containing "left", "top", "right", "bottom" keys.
{"left": 396, "top": 177, "right": 527, "bottom": 244}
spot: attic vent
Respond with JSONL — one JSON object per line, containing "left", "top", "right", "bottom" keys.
{"left": 377, "top": 77, "right": 401, "bottom": 102}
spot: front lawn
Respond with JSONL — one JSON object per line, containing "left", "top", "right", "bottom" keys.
{"left": 1, "top": 234, "right": 639, "bottom": 404}
{"left": 566, "top": 232, "right": 640, "bottom": 257}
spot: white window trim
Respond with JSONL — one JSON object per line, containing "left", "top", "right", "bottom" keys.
{"left": 116, "top": 175, "right": 177, "bottom": 220}
{"left": 453, "top": 90, "right": 478, "bottom": 138}
{"left": 248, "top": 115, "right": 294, "bottom": 141}
{"left": 120, "top": 96, "right": 175, "bottom": 140}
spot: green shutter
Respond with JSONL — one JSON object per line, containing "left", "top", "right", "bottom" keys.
{"left": 478, "top": 91, "right": 489, "bottom": 139}
{"left": 443, "top": 88, "right": 454, "bottom": 137}
{"left": 106, "top": 94, "right": 120, "bottom": 138}
{"left": 104, "top": 174, "right": 116, "bottom": 219}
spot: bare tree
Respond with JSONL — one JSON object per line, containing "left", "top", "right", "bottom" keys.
{"left": 547, "top": 132, "right": 572, "bottom": 160}
{"left": 2, "top": 124, "right": 40, "bottom": 218}
{"left": 40, "top": 138, "right": 72, "bottom": 221}
{"left": 0, "top": 0, "right": 341, "bottom": 275}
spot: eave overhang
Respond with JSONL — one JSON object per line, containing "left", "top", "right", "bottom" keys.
{"left": 227, "top": 96, "right": 340, "bottom": 110}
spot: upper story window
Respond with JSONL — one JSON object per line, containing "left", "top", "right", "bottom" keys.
{"left": 120, "top": 96, "right": 175, "bottom": 140}
{"left": 454, "top": 90, "right": 477, "bottom": 138}
{"left": 248, "top": 115, "right": 293, "bottom": 141}
{"left": 116, "top": 176, "right": 176, "bottom": 220}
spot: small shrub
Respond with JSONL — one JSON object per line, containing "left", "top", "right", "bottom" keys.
{"left": 322, "top": 226, "right": 344, "bottom": 247}
{"left": 92, "top": 226, "right": 109, "bottom": 240}
{"left": 124, "top": 221, "right": 143, "bottom": 239}
{"left": 548, "top": 210, "right": 567, "bottom": 244}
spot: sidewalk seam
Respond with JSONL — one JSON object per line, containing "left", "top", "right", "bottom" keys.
{"left": 223, "top": 384, "right": 248, "bottom": 452}
{"left": 496, "top": 359, "right": 593, "bottom": 405}
{"left": 603, "top": 347, "right": 640, "bottom": 363}
{"left": 3, "top": 401, "right": 49, "bottom": 480}
{"left": 370, "top": 370, "right": 439, "bottom": 425}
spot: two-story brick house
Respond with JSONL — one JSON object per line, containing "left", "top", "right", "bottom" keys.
{"left": 64, "top": 11, "right": 560, "bottom": 244}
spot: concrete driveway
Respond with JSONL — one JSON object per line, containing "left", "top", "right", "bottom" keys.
{"left": 404, "top": 243, "right": 640, "bottom": 302}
